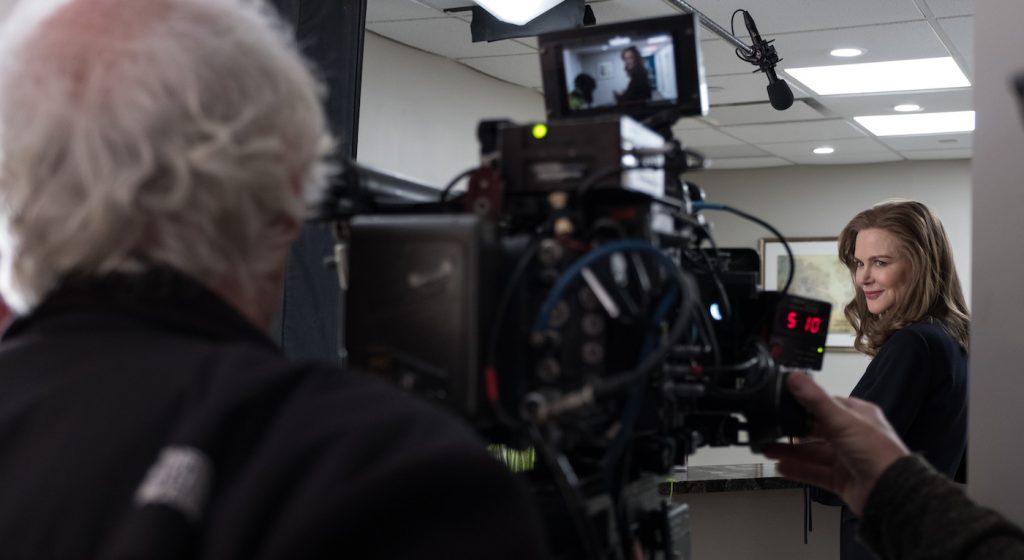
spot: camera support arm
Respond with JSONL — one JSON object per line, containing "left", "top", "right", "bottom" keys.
{"left": 660, "top": 0, "right": 752, "bottom": 55}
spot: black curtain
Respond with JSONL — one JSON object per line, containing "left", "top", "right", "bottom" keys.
{"left": 270, "top": 0, "right": 367, "bottom": 362}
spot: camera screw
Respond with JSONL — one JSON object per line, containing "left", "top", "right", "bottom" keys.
{"left": 536, "top": 358, "right": 561, "bottom": 383}
{"left": 538, "top": 238, "right": 563, "bottom": 266}
{"left": 581, "top": 313, "right": 605, "bottom": 336}
{"left": 581, "top": 341, "right": 605, "bottom": 365}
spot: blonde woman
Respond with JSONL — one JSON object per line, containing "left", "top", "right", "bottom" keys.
{"left": 827, "top": 200, "right": 970, "bottom": 560}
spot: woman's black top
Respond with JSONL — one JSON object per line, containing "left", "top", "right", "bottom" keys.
{"left": 840, "top": 319, "right": 969, "bottom": 560}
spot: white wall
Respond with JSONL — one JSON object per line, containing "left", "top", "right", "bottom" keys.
{"left": 686, "top": 159, "right": 973, "bottom": 466}
{"left": 357, "top": 32, "right": 545, "bottom": 187}
{"left": 969, "top": 0, "right": 1024, "bottom": 525}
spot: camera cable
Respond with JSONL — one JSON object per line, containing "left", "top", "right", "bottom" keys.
{"left": 692, "top": 202, "right": 795, "bottom": 298}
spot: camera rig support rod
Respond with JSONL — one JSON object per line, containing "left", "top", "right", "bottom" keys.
{"left": 661, "top": 0, "right": 753, "bottom": 55}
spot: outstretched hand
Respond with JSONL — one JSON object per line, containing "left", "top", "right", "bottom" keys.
{"left": 763, "top": 373, "right": 910, "bottom": 516}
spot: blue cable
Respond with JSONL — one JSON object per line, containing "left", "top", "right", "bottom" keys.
{"left": 533, "top": 240, "right": 683, "bottom": 333}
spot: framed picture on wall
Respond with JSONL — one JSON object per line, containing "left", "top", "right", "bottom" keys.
{"left": 597, "top": 61, "right": 614, "bottom": 79}
{"left": 760, "top": 237, "right": 858, "bottom": 351}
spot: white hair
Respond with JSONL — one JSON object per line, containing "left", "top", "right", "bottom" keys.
{"left": 0, "top": 0, "right": 332, "bottom": 313}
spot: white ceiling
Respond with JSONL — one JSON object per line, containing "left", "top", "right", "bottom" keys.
{"left": 367, "top": 0, "right": 975, "bottom": 169}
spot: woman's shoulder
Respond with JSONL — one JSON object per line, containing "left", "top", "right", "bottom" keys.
{"left": 884, "top": 318, "right": 963, "bottom": 356}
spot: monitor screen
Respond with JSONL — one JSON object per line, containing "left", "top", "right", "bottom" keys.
{"left": 539, "top": 14, "right": 707, "bottom": 121}
{"left": 560, "top": 33, "right": 678, "bottom": 113}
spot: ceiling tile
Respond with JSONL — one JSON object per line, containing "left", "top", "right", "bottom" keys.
{"left": 758, "top": 137, "right": 893, "bottom": 158}
{"left": 924, "top": 0, "right": 974, "bottom": 17}
{"left": 701, "top": 22, "right": 949, "bottom": 77}
{"left": 368, "top": 0, "right": 443, "bottom": 22}
{"left": 721, "top": 119, "right": 866, "bottom": 144}
{"left": 671, "top": 0, "right": 925, "bottom": 35}
{"left": 937, "top": 17, "right": 973, "bottom": 76}
{"left": 368, "top": 18, "right": 535, "bottom": 59}
{"left": 705, "top": 73, "right": 811, "bottom": 105}
{"left": 459, "top": 54, "right": 544, "bottom": 88}
{"left": 779, "top": 21, "right": 949, "bottom": 68}
{"left": 705, "top": 100, "right": 825, "bottom": 126}
{"left": 784, "top": 152, "right": 903, "bottom": 165}
{"left": 706, "top": 157, "right": 793, "bottom": 169}
{"left": 901, "top": 148, "right": 972, "bottom": 160}
{"left": 672, "top": 117, "right": 711, "bottom": 130}
{"left": 877, "top": 132, "right": 973, "bottom": 151}
{"left": 696, "top": 144, "right": 771, "bottom": 158}
{"left": 674, "top": 128, "right": 747, "bottom": 148}
{"left": 815, "top": 89, "right": 973, "bottom": 119}
{"left": 588, "top": 0, "right": 680, "bottom": 22}
{"left": 699, "top": 38, "right": 760, "bottom": 76}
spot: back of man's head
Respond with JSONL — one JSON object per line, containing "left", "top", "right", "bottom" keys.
{"left": 0, "top": 0, "right": 331, "bottom": 314}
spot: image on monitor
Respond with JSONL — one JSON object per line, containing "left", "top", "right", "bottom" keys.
{"left": 560, "top": 33, "right": 678, "bottom": 113}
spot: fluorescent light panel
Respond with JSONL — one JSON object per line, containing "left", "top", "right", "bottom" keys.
{"left": 854, "top": 111, "right": 975, "bottom": 136}
{"left": 783, "top": 57, "right": 970, "bottom": 95}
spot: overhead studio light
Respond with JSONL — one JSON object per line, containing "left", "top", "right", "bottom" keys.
{"left": 854, "top": 111, "right": 975, "bottom": 136}
{"left": 783, "top": 57, "right": 970, "bottom": 95}
{"left": 472, "top": 0, "right": 567, "bottom": 25}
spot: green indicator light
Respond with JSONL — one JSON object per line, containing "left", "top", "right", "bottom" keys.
{"left": 817, "top": 347, "right": 824, "bottom": 354}
{"left": 532, "top": 123, "right": 548, "bottom": 139}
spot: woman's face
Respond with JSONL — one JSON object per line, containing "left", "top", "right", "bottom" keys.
{"left": 622, "top": 49, "right": 638, "bottom": 71}
{"left": 853, "top": 228, "right": 909, "bottom": 315}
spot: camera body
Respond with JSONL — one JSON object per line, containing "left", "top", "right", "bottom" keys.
{"left": 326, "top": 14, "right": 831, "bottom": 559}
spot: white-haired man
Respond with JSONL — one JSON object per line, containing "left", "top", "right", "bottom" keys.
{"left": 0, "top": 0, "right": 547, "bottom": 558}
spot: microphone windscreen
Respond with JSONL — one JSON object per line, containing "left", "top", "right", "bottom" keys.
{"left": 767, "top": 79, "right": 794, "bottom": 110}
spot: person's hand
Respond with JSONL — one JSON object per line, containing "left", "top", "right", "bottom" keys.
{"left": 763, "top": 373, "right": 910, "bottom": 516}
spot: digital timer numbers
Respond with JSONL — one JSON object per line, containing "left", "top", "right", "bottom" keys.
{"left": 786, "top": 311, "right": 823, "bottom": 334}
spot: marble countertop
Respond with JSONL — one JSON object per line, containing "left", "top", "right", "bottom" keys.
{"left": 659, "top": 463, "right": 803, "bottom": 495}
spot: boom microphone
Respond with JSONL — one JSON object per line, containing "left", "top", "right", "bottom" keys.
{"left": 742, "top": 11, "right": 793, "bottom": 110}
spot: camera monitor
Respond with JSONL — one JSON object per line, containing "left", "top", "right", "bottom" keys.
{"left": 539, "top": 13, "right": 708, "bottom": 121}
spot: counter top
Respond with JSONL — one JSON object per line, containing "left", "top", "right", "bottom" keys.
{"left": 659, "top": 463, "right": 803, "bottom": 495}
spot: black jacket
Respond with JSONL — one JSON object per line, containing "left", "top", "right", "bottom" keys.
{"left": 861, "top": 455, "right": 1024, "bottom": 560}
{"left": 834, "top": 320, "right": 969, "bottom": 560}
{"left": 0, "top": 270, "right": 547, "bottom": 559}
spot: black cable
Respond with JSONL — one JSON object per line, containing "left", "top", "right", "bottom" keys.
{"left": 484, "top": 215, "right": 562, "bottom": 426}
{"left": 731, "top": 9, "right": 758, "bottom": 64}
{"left": 730, "top": 9, "right": 743, "bottom": 37}
{"left": 527, "top": 425, "right": 604, "bottom": 560}
{"left": 592, "top": 269, "right": 700, "bottom": 401}
{"left": 698, "top": 204, "right": 795, "bottom": 298}
{"left": 439, "top": 166, "right": 477, "bottom": 202}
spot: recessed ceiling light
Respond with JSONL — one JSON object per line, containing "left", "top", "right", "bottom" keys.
{"left": 813, "top": 147, "right": 835, "bottom": 155}
{"left": 894, "top": 104, "right": 923, "bottom": 112}
{"left": 783, "top": 57, "right": 970, "bottom": 95}
{"left": 830, "top": 48, "right": 864, "bottom": 58}
{"left": 854, "top": 111, "right": 975, "bottom": 136}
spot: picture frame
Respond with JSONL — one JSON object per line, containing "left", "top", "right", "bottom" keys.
{"left": 759, "top": 237, "right": 858, "bottom": 351}
{"left": 597, "top": 61, "right": 614, "bottom": 80}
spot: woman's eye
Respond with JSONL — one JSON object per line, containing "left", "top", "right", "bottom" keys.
{"left": 875, "top": 260, "right": 888, "bottom": 267}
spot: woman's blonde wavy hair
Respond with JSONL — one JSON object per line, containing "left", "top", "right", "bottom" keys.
{"left": 837, "top": 200, "right": 969, "bottom": 356}
{"left": 0, "top": 0, "right": 332, "bottom": 313}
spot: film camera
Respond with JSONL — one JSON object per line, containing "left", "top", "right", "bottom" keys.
{"left": 317, "top": 13, "right": 831, "bottom": 560}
